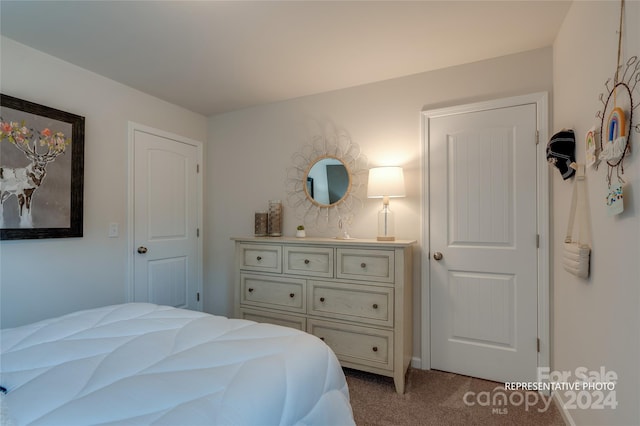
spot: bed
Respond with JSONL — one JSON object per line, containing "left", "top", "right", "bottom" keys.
{"left": 0, "top": 303, "right": 355, "bottom": 425}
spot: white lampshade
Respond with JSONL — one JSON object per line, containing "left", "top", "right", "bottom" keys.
{"left": 367, "top": 167, "right": 406, "bottom": 198}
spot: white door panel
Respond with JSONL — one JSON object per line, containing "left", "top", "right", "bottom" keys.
{"left": 132, "top": 128, "right": 201, "bottom": 310}
{"left": 447, "top": 126, "right": 514, "bottom": 247}
{"left": 147, "top": 257, "right": 188, "bottom": 307}
{"left": 429, "top": 103, "right": 538, "bottom": 383}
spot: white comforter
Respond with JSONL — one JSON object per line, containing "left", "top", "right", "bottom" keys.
{"left": 0, "top": 303, "right": 354, "bottom": 425}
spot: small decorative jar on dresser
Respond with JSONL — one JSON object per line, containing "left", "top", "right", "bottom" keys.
{"left": 232, "top": 236, "right": 415, "bottom": 394}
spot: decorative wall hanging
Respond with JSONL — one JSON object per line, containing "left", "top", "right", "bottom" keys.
{"left": 0, "top": 94, "right": 85, "bottom": 240}
{"left": 585, "top": 127, "right": 600, "bottom": 169}
{"left": 595, "top": 0, "right": 639, "bottom": 193}
{"left": 606, "top": 183, "right": 624, "bottom": 216}
{"left": 285, "top": 122, "right": 367, "bottom": 234}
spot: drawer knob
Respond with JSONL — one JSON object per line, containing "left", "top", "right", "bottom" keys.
{"left": 248, "top": 288, "right": 254, "bottom": 293}
{"left": 289, "top": 293, "right": 295, "bottom": 298}
{"left": 304, "top": 259, "right": 310, "bottom": 264}
{"left": 372, "top": 346, "right": 378, "bottom": 352}
{"left": 373, "top": 303, "right": 378, "bottom": 309}
{"left": 256, "top": 256, "right": 262, "bottom": 261}
{"left": 320, "top": 297, "right": 325, "bottom": 302}
{"left": 360, "top": 262, "right": 367, "bottom": 268}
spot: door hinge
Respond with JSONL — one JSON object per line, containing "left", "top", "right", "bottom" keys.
{"left": 197, "top": 292, "right": 200, "bottom": 302}
{"left": 197, "top": 164, "right": 200, "bottom": 173}
{"left": 197, "top": 228, "right": 200, "bottom": 238}
{"left": 535, "top": 130, "right": 540, "bottom": 145}
{"left": 536, "top": 234, "right": 540, "bottom": 248}
{"left": 537, "top": 338, "right": 541, "bottom": 353}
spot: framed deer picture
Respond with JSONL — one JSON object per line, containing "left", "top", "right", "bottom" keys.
{"left": 0, "top": 94, "right": 84, "bottom": 240}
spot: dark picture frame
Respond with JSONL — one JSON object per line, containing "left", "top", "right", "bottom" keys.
{"left": 1, "top": 94, "right": 84, "bottom": 240}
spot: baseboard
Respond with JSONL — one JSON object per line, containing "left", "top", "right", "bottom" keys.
{"left": 553, "top": 390, "right": 576, "bottom": 426}
{"left": 411, "top": 356, "right": 423, "bottom": 369}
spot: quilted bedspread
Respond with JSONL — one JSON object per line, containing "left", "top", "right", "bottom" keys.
{"left": 0, "top": 303, "right": 354, "bottom": 425}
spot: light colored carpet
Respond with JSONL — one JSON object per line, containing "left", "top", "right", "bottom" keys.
{"left": 345, "top": 368, "right": 565, "bottom": 426}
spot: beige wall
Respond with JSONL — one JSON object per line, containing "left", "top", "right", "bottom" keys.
{"left": 0, "top": 37, "right": 208, "bottom": 328}
{"left": 206, "top": 47, "right": 553, "bottom": 362}
{"left": 553, "top": 2, "right": 639, "bottom": 425}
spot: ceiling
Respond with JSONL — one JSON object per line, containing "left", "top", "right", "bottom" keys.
{"left": 0, "top": 1, "right": 572, "bottom": 116}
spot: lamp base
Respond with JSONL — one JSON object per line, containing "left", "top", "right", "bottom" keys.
{"left": 376, "top": 202, "right": 396, "bottom": 242}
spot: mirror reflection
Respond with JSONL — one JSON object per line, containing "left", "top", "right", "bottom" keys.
{"left": 306, "top": 157, "right": 350, "bottom": 206}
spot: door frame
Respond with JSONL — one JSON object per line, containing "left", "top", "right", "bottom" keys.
{"left": 419, "top": 92, "right": 550, "bottom": 375}
{"left": 126, "top": 122, "right": 204, "bottom": 310}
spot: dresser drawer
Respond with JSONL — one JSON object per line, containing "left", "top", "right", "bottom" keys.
{"left": 238, "top": 243, "right": 282, "bottom": 273}
{"left": 308, "top": 319, "right": 393, "bottom": 371}
{"left": 240, "top": 308, "right": 306, "bottom": 331}
{"left": 240, "top": 273, "right": 305, "bottom": 313}
{"left": 308, "top": 280, "right": 394, "bottom": 327}
{"left": 336, "top": 248, "right": 395, "bottom": 283}
{"left": 284, "top": 246, "right": 334, "bottom": 278}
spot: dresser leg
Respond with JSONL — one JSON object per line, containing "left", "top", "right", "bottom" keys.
{"left": 393, "top": 375, "right": 405, "bottom": 394}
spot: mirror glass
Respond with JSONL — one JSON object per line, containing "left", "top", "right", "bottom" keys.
{"left": 305, "top": 157, "right": 350, "bottom": 206}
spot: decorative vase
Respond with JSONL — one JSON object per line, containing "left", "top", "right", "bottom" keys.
{"left": 268, "top": 200, "right": 282, "bottom": 236}
{"left": 254, "top": 211, "right": 268, "bottom": 236}
{"left": 296, "top": 229, "right": 306, "bottom": 238}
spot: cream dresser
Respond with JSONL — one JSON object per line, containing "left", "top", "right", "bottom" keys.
{"left": 233, "top": 236, "right": 414, "bottom": 394}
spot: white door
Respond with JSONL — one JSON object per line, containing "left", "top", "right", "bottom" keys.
{"left": 131, "top": 126, "right": 202, "bottom": 310}
{"left": 428, "top": 102, "right": 539, "bottom": 382}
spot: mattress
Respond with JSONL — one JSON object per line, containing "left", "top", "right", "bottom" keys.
{"left": 0, "top": 303, "right": 354, "bottom": 425}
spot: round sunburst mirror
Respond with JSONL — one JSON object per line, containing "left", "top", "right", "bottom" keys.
{"left": 286, "top": 125, "right": 367, "bottom": 233}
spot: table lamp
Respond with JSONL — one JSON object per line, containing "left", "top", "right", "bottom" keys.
{"left": 367, "top": 166, "right": 405, "bottom": 241}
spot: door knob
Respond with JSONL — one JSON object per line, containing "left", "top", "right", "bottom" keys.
{"left": 137, "top": 246, "right": 148, "bottom": 254}
{"left": 433, "top": 252, "right": 443, "bottom": 261}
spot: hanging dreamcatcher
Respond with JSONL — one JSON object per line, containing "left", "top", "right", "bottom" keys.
{"left": 595, "top": 0, "right": 639, "bottom": 215}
